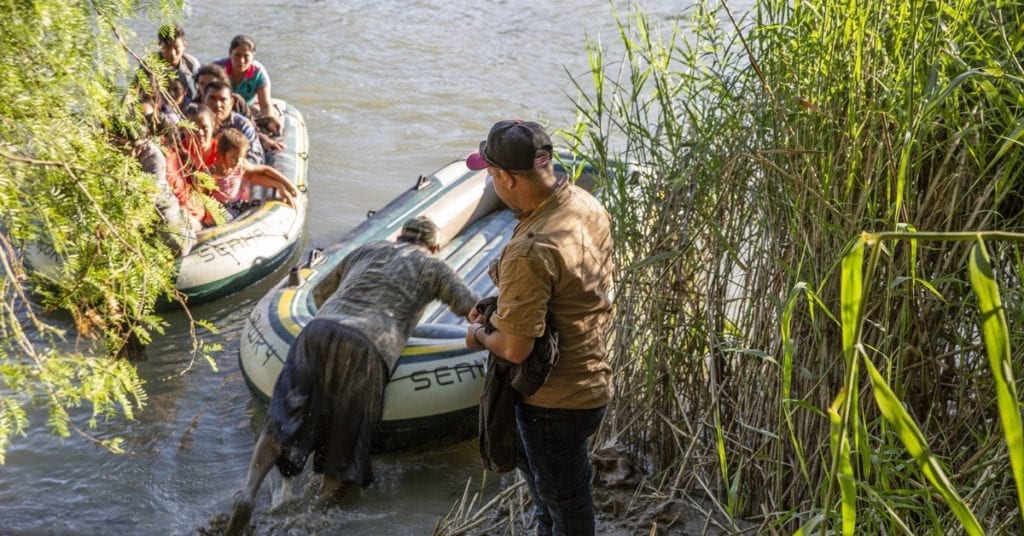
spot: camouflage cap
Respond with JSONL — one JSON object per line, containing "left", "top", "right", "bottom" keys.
{"left": 399, "top": 215, "right": 439, "bottom": 248}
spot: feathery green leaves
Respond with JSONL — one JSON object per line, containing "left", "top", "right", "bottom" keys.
{"left": 0, "top": 0, "right": 187, "bottom": 463}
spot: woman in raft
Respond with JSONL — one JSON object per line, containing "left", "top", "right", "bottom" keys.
{"left": 214, "top": 35, "right": 282, "bottom": 135}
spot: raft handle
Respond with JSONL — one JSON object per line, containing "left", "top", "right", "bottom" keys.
{"left": 306, "top": 247, "right": 326, "bottom": 268}
{"left": 366, "top": 209, "right": 376, "bottom": 219}
{"left": 415, "top": 174, "right": 432, "bottom": 190}
{"left": 288, "top": 266, "right": 304, "bottom": 287}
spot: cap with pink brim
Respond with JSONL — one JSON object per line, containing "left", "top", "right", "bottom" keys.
{"left": 466, "top": 120, "right": 553, "bottom": 172}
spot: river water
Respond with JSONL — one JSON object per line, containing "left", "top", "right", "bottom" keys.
{"left": 1, "top": 1, "right": 702, "bottom": 534}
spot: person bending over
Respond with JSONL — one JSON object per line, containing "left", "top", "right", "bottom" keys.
{"left": 226, "top": 216, "right": 478, "bottom": 535}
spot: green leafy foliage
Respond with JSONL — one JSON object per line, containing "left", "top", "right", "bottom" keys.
{"left": 863, "top": 353, "right": 983, "bottom": 535}
{"left": 967, "top": 239, "right": 1024, "bottom": 518}
{"left": 0, "top": 0, "right": 189, "bottom": 462}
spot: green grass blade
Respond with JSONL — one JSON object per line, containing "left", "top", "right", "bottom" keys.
{"left": 781, "top": 282, "right": 811, "bottom": 484}
{"left": 862, "top": 357, "right": 983, "bottom": 535}
{"left": 714, "top": 406, "right": 732, "bottom": 516}
{"left": 840, "top": 236, "right": 865, "bottom": 362}
{"left": 829, "top": 389, "right": 857, "bottom": 535}
{"left": 828, "top": 236, "right": 866, "bottom": 532}
{"left": 967, "top": 239, "right": 1024, "bottom": 523}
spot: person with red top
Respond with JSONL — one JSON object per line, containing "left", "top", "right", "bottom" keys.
{"left": 164, "top": 145, "right": 210, "bottom": 230}
{"left": 180, "top": 105, "right": 218, "bottom": 172}
{"left": 166, "top": 105, "right": 216, "bottom": 228}
{"left": 109, "top": 115, "right": 197, "bottom": 256}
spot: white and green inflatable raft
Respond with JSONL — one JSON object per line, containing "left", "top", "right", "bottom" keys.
{"left": 173, "top": 99, "right": 309, "bottom": 306}
{"left": 24, "top": 99, "right": 309, "bottom": 309}
{"left": 238, "top": 152, "right": 600, "bottom": 449}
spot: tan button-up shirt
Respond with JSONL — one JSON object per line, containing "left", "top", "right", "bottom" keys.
{"left": 490, "top": 181, "right": 614, "bottom": 409}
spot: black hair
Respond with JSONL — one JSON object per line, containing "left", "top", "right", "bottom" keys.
{"left": 216, "top": 128, "right": 249, "bottom": 157}
{"left": 203, "top": 80, "right": 232, "bottom": 96}
{"left": 158, "top": 24, "right": 185, "bottom": 45}
{"left": 186, "top": 104, "right": 214, "bottom": 124}
{"left": 195, "top": 63, "right": 230, "bottom": 85}
{"left": 229, "top": 34, "right": 256, "bottom": 53}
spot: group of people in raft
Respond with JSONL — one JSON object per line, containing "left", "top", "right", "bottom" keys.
{"left": 125, "top": 24, "right": 298, "bottom": 257}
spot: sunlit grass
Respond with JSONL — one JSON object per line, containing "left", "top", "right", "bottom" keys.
{"left": 564, "top": 0, "right": 1024, "bottom": 532}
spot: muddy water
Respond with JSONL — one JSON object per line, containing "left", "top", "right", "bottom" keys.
{"left": 0, "top": 1, "right": 718, "bottom": 533}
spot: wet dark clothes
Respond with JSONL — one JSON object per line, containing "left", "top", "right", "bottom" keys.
{"left": 313, "top": 240, "right": 478, "bottom": 373}
{"left": 268, "top": 319, "right": 385, "bottom": 486}
{"left": 477, "top": 296, "right": 559, "bottom": 473}
{"left": 267, "top": 239, "right": 477, "bottom": 485}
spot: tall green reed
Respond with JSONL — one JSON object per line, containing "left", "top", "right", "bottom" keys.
{"left": 567, "top": 0, "right": 1024, "bottom": 531}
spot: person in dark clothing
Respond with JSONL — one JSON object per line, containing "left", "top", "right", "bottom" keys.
{"left": 226, "top": 216, "right": 478, "bottom": 535}
{"left": 156, "top": 24, "right": 200, "bottom": 103}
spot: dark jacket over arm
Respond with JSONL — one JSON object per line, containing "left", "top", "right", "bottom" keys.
{"left": 477, "top": 296, "right": 559, "bottom": 473}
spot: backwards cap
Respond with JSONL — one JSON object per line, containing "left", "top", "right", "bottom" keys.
{"left": 399, "top": 215, "right": 439, "bottom": 248}
{"left": 466, "top": 120, "right": 553, "bottom": 171}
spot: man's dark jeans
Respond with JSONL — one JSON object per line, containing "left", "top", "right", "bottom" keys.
{"left": 515, "top": 402, "right": 607, "bottom": 536}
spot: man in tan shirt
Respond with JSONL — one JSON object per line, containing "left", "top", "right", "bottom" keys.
{"left": 464, "top": 120, "right": 614, "bottom": 535}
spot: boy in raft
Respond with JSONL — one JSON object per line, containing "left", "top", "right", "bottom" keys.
{"left": 226, "top": 216, "right": 478, "bottom": 534}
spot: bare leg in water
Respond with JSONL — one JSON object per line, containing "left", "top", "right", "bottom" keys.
{"left": 270, "top": 472, "right": 294, "bottom": 511}
{"left": 311, "top": 476, "right": 354, "bottom": 511}
{"left": 225, "top": 430, "right": 282, "bottom": 536}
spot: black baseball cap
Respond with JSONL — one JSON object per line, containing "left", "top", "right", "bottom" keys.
{"left": 466, "top": 120, "right": 553, "bottom": 171}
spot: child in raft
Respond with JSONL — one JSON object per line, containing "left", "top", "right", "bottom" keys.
{"left": 207, "top": 128, "right": 297, "bottom": 218}
{"left": 213, "top": 35, "right": 282, "bottom": 135}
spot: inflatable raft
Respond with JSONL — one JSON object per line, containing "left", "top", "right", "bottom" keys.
{"left": 238, "top": 152, "right": 600, "bottom": 448}
{"left": 25, "top": 99, "right": 309, "bottom": 309}
{"left": 172, "top": 99, "right": 309, "bottom": 306}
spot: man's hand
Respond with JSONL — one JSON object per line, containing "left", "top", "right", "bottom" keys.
{"left": 465, "top": 322, "right": 486, "bottom": 351}
{"left": 259, "top": 131, "right": 286, "bottom": 152}
{"left": 264, "top": 115, "right": 283, "bottom": 135}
